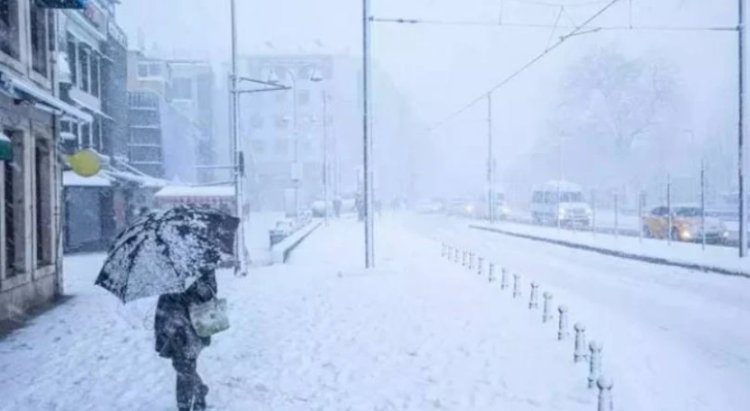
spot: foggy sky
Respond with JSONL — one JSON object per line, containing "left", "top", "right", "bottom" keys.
{"left": 119, "top": 0, "right": 739, "bottom": 195}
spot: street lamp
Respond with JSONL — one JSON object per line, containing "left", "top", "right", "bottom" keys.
{"left": 309, "top": 68, "right": 330, "bottom": 223}
{"left": 267, "top": 64, "right": 323, "bottom": 220}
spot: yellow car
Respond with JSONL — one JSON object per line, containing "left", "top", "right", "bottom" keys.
{"left": 642, "top": 205, "right": 729, "bottom": 243}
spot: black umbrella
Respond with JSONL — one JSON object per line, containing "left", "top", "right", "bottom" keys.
{"left": 95, "top": 206, "right": 240, "bottom": 303}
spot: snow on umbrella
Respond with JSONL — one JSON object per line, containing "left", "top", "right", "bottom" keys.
{"left": 95, "top": 206, "right": 240, "bottom": 303}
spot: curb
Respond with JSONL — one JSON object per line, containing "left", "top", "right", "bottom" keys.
{"left": 469, "top": 224, "right": 750, "bottom": 279}
{"left": 271, "top": 220, "right": 323, "bottom": 264}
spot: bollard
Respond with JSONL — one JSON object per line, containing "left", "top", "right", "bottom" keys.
{"left": 588, "top": 341, "right": 603, "bottom": 389}
{"left": 542, "top": 292, "right": 553, "bottom": 323}
{"left": 574, "top": 323, "right": 587, "bottom": 363}
{"left": 512, "top": 274, "right": 521, "bottom": 298}
{"left": 468, "top": 253, "right": 474, "bottom": 270}
{"left": 596, "top": 376, "right": 614, "bottom": 411}
{"left": 462, "top": 250, "right": 467, "bottom": 267}
{"left": 557, "top": 305, "right": 569, "bottom": 340}
{"left": 477, "top": 257, "right": 484, "bottom": 276}
{"left": 529, "top": 282, "right": 540, "bottom": 309}
{"left": 488, "top": 263, "right": 495, "bottom": 282}
{"left": 441, "top": 242, "right": 446, "bottom": 257}
{"left": 455, "top": 248, "right": 460, "bottom": 263}
{"left": 501, "top": 268, "right": 509, "bottom": 290}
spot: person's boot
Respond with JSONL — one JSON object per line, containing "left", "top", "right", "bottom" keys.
{"left": 193, "top": 384, "right": 209, "bottom": 411}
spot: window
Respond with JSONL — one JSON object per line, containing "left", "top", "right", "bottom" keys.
{"left": 275, "top": 139, "right": 288, "bottom": 155}
{"left": 35, "top": 138, "right": 52, "bottom": 266}
{"left": 30, "top": 3, "right": 47, "bottom": 76}
{"left": 3, "top": 130, "right": 22, "bottom": 276}
{"left": 79, "top": 45, "right": 89, "bottom": 92}
{"left": 129, "top": 146, "right": 162, "bottom": 162}
{"left": 275, "top": 116, "right": 288, "bottom": 129}
{"left": 251, "top": 140, "right": 265, "bottom": 154}
{"left": 90, "top": 54, "right": 100, "bottom": 97}
{"left": 92, "top": 117, "right": 102, "bottom": 153}
{"left": 67, "top": 34, "right": 77, "bottom": 85}
{"left": 0, "top": 0, "right": 19, "bottom": 59}
{"left": 170, "top": 78, "right": 192, "bottom": 100}
{"left": 137, "top": 62, "right": 149, "bottom": 78}
{"left": 298, "top": 90, "right": 310, "bottom": 105}
{"left": 81, "top": 123, "right": 91, "bottom": 148}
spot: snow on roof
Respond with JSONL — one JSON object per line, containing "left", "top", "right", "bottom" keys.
{"left": 155, "top": 185, "right": 235, "bottom": 198}
{"left": 63, "top": 171, "right": 111, "bottom": 187}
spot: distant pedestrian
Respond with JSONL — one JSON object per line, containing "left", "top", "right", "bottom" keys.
{"left": 155, "top": 269, "right": 217, "bottom": 411}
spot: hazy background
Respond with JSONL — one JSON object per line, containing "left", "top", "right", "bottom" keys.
{"left": 118, "top": 0, "right": 738, "bottom": 205}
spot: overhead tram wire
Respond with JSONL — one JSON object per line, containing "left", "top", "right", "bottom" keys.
{"left": 370, "top": 17, "right": 737, "bottom": 34}
{"left": 424, "top": 0, "right": 624, "bottom": 133}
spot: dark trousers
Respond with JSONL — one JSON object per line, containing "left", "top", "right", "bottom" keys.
{"left": 172, "top": 356, "right": 206, "bottom": 410}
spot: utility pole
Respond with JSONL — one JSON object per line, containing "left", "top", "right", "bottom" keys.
{"left": 487, "top": 93, "right": 494, "bottom": 223}
{"left": 363, "top": 0, "right": 375, "bottom": 267}
{"left": 323, "top": 92, "right": 330, "bottom": 224}
{"left": 229, "top": 0, "right": 247, "bottom": 276}
{"left": 739, "top": 0, "right": 748, "bottom": 257}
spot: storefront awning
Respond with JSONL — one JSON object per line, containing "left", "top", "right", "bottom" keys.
{"left": 0, "top": 132, "right": 11, "bottom": 161}
{"left": 63, "top": 171, "right": 111, "bottom": 187}
{"left": 37, "top": 0, "right": 88, "bottom": 9}
{"left": 0, "top": 70, "right": 93, "bottom": 123}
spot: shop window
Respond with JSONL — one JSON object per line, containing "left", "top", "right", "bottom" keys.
{"left": 3, "top": 130, "right": 23, "bottom": 277}
{"left": 35, "top": 138, "right": 53, "bottom": 266}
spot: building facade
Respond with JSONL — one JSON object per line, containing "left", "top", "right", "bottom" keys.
{"left": 126, "top": 51, "right": 212, "bottom": 184}
{"left": 0, "top": 0, "right": 93, "bottom": 322}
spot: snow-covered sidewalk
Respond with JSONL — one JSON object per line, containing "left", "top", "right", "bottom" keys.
{"left": 0, "top": 219, "right": 597, "bottom": 411}
{"left": 473, "top": 219, "right": 750, "bottom": 276}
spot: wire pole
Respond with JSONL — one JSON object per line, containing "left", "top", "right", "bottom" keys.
{"left": 363, "top": 0, "right": 375, "bottom": 267}
{"left": 667, "top": 173, "right": 673, "bottom": 245}
{"left": 323, "top": 92, "right": 329, "bottom": 225}
{"left": 487, "top": 93, "right": 494, "bottom": 223}
{"left": 701, "top": 160, "right": 707, "bottom": 250}
{"left": 229, "top": 0, "right": 247, "bottom": 276}
{"left": 740, "top": 0, "right": 748, "bottom": 257}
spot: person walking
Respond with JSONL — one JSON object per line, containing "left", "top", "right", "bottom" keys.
{"left": 155, "top": 268, "right": 217, "bottom": 411}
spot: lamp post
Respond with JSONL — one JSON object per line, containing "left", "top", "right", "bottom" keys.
{"left": 269, "top": 65, "right": 323, "bottom": 220}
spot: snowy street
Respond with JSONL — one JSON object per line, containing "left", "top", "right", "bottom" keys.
{"left": 2, "top": 214, "right": 749, "bottom": 410}
{"left": 403, "top": 212, "right": 750, "bottom": 410}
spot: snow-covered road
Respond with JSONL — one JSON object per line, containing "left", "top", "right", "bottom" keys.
{"left": 1, "top": 218, "right": 600, "bottom": 411}
{"left": 400, "top": 212, "right": 750, "bottom": 411}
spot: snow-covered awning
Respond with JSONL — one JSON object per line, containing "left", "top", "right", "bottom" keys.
{"left": 0, "top": 70, "right": 92, "bottom": 123}
{"left": 106, "top": 170, "right": 167, "bottom": 188}
{"left": 155, "top": 185, "right": 235, "bottom": 198}
{"left": 0, "top": 131, "right": 11, "bottom": 161}
{"left": 37, "top": 0, "right": 87, "bottom": 9}
{"left": 63, "top": 171, "right": 111, "bottom": 187}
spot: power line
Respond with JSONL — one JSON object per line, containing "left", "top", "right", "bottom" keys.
{"left": 371, "top": 17, "right": 737, "bottom": 34}
{"left": 428, "top": 0, "right": 624, "bottom": 132}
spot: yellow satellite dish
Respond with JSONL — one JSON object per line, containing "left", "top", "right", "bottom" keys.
{"left": 68, "top": 149, "right": 102, "bottom": 177}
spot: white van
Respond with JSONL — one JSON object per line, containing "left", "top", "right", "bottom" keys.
{"left": 531, "top": 181, "right": 592, "bottom": 227}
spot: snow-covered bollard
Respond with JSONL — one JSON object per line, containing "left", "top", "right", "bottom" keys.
{"left": 529, "top": 282, "right": 540, "bottom": 309}
{"left": 512, "top": 274, "right": 521, "bottom": 298}
{"left": 441, "top": 242, "right": 446, "bottom": 257}
{"left": 488, "top": 263, "right": 496, "bottom": 283}
{"left": 597, "top": 376, "right": 614, "bottom": 411}
{"left": 477, "top": 257, "right": 484, "bottom": 276}
{"left": 462, "top": 250, "right": 467, "bottom": 267}
{"left": 574, "top": 323, "right": 587, "bottom": 363}
{"left": 468, "top": 253, "right": 475, "bottom": 270}
{"left": 501, "top": 268, "right": 509, "bottom": 290}
{"left": 588, "top": 341, "right": 603, "bottom": 389}
{"left": 454, "top": 248, "right": 460, "bottom": 263}
{"left": 542, "top": 292, "right": 553, "bottom": 323}
{"left": 557, "top": 305, "right": 569, "bottom": 340}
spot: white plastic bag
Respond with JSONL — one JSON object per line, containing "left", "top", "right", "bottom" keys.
{"left": 189, "top": 298, "right": 230, "bottom": 337}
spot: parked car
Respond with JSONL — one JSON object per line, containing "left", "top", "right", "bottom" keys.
{"left": 642, "top": 205, "right": 729, "bottom": 243}
{"left": 530, "top": 181, "right": 591, "bottom": 227}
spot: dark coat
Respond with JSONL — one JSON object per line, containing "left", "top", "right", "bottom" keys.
{"left": 154, "top": 269, "right": 217, "bottom": 359}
